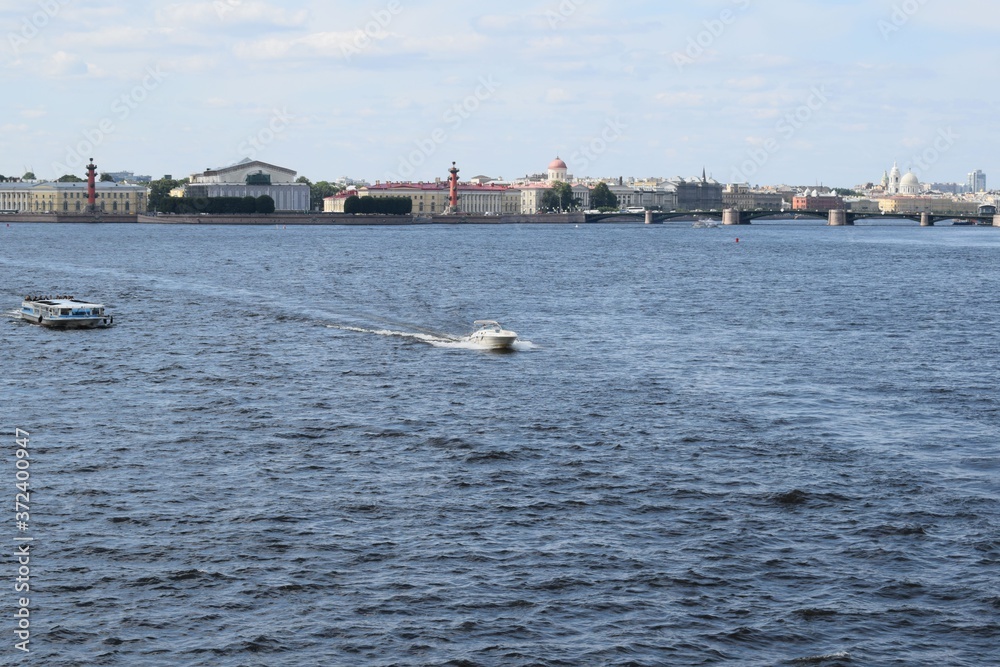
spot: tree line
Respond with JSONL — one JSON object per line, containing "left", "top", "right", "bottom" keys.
{"left": 539, "top": 181, "right": 620, "bottom": 212}
{"left": 343, "top": 195, "right": 412, "bottom": 215}
{"left": 155, "top": 195, "right": 275, "bottom": 215}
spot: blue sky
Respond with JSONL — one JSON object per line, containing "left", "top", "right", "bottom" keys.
{"left": 1, "top": 0, "right": 996, "bottom": 187}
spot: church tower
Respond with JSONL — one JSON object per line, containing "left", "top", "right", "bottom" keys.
{"left": 888, "top": 161, "right": 901, "bottom": 194}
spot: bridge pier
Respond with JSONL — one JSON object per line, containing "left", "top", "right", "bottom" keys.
{"left": 645, "top": 210, "right": 654, "bottom": 225}
{"left": 723, "top": 208, "right": 742, "bottom": 226}
{"left": 920, "top": 212, "right": 933, "bottom": 227}
{"left": 994, "top": 214, "right": 1000, "bottom": 227}
{"left": 828, "top": 209, "right": 851, "bottom": 226}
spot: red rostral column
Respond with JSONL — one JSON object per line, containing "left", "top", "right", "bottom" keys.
{"left": 86, "top": 158, "right": 97, "bottom": 211}
{"left": 448, "top": 162, "right": 460, "bottom": 212}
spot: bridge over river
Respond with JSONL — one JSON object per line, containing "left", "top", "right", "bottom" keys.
{"left": 583, "top": 209, "right": 1000, "bottom": 227}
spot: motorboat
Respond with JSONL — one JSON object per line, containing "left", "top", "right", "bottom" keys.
{"left": 20, "top": 295, "right": 113, "bottom": 329}
{"left": 693, "top": 218, "right": 719, "bottom": 228}
{"left": 469, "top": 320, "right": 518, "bottom": 350}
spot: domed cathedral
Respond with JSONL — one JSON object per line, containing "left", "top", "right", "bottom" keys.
{"left": 547, "top": 157, "right": 569, "bottom": 183}
{"left": 899, "top": 171, "right": 920, "bottom": 195}
{"left": 881, "top": 161, "right": 920, "bottom": 195}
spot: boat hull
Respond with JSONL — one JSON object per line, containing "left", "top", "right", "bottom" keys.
{"left": 22, "top": 313, "right": 113, "bottom": 329}
{"left": 471, "top": 332, "right": 517, "bottom": 350}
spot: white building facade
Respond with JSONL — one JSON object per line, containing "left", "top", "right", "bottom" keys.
{"left": 181, "top": 159, "right": 310, "bottom": 211}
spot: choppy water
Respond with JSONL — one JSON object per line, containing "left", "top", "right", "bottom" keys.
{"left": 2, "top": 221, "right": 999, "bottom": 666}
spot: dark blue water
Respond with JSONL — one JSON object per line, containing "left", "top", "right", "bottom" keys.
{"left": 3, "top": 222, "right": 999, "bottom": 666}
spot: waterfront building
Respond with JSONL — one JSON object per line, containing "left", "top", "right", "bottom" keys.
{"left": 792, "top": 190, "right": 844, "bottom": 211}
{"left": 848, "top": 199, "right": 881, "bottom": 214}
{"left": 605, "top": 184, "right": 677, "bottom": 211}
{"left": 0, "top": 181, "right": 146, "bottom": 213}
{"left": 459, "top": 183, "right": 521, "bottom": 214}
{"left": 877, "top": 197, "right": 933, "bottom": 214}
{"left": 178, "top": 159, "right": 310, "bottom": 211}
{"left": 358, "top": 182, "right": 450, "bottom": 214}
{"left": 723, "top": 183, "right": 785, "bottom": 210}
{"left": 323, "top": 187, "right": 359, "bottom": 213}
{"left": 347, "top": 181, "right": 522, "bottom": 215}
{"left": 669, "top": 171, "right": 723, "bottom": 210}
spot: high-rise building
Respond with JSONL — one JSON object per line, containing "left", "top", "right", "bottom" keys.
{"left": 967, "top": 169, "right": 986, "bottom": 193}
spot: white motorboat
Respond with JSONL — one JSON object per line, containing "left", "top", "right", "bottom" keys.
{"left": 20, "top": 295, "right": 113, "bottom": 329}
{"left": 469, "top": 320, "right": 518, "bottom": 350}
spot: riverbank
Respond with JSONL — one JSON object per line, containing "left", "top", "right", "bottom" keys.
{"left": 3, "top": 212, "right": 593, "bottom": 225}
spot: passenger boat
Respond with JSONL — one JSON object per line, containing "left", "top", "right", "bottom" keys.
{"left": 469, "top": 320, "right": 518, "bottom": 350}
{"left": 20, "top": 295, "right": 113, "bottom": 329}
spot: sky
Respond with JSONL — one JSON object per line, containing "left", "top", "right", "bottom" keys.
{"left": 1, "top": 0, "right": 997, "bottom": 188}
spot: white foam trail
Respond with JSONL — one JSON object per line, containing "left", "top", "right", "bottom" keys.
{"left": 328, "top": 324, "right": 535, "bottom": 351}
{"left": 327, "top": 324, "right": 457, "bottom": 345}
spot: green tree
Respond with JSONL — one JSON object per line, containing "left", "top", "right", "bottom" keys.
{"left": 540, "top": 181, "right": 579, "bottom": 211}
{"left": 148, "top": 177, "right": 188, "bottom": 212}
{"left": 100, "top": 172, "right": 115, "bottom": 182}
{"left": 539, "top": 189, "right": 559, "bottom": 211}
{"left": 297, "top": 176, "right": 344, "bottom": 210}
{"left": 311, "top": 181, "right": 342, "bottom": 211}
{"left": 22, "top": 171, "right": 36, "bottom": 181}
{"left": 343, "top": 195, "right": 361, "bottom": 214}
{"left": 344, "top": 195, "right": 411, "bottom": 215}
{"left": 239, "top": 196, "right": 257, "bottom": 214}
{"left": 255, "top": 194, "right": 275, "bottom": 214}
{"left": 57, "top": 174, "right": 84, "bottom": 182}
{"left": 590, "top": 182, "right": 619, "bottom": 209}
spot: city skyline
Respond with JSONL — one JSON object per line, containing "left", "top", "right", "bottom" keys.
{"left": 2, "top": 1, "right": 997, "bottom": 186}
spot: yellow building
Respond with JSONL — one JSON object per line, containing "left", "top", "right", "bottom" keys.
{"left": 877, "top": 197, "right": 981, "bottom": 216}
{"left": 357, "top": 183, "right": 451, "bottom": 214}
{"left": 0, "top": 181, "right": 147, "bottom": 213}
{"left": 325, "top": 183, "right": 522, "bottom": 215}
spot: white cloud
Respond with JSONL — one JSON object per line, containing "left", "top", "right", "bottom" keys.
{"left": 44, "top": 51, "right": 90, "bottom": 77}
{"left": 156, "top": 1, "right": 308, "bottom": 28}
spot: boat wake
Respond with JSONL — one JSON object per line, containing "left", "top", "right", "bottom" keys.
{"left": 326, "top": 324, "right": 458, "bottom": 346}
{"left": 327, "top": 324, "right": 535, "bottom": 351}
